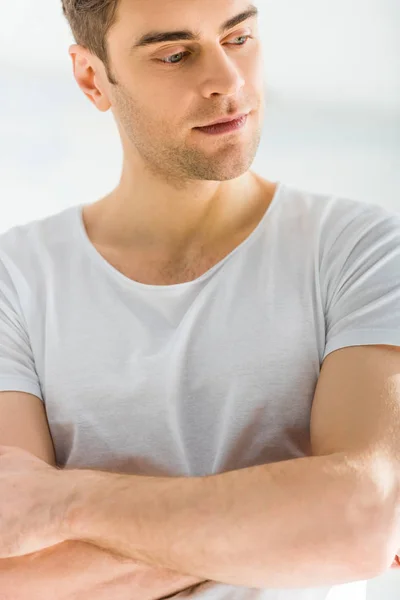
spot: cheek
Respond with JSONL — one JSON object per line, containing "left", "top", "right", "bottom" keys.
{"left": 150, "top": 96, "right": 192, "bottom": 131}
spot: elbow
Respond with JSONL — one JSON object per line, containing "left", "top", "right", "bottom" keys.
{"left": 360, "top": 468, "right": 400, "bottom": 576}
{"left": 372, "top": 504, "right": 400, "bottom": 575}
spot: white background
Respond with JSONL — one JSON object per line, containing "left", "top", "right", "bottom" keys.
{"left": 0, "top": 1, "right": 399, "bottom": 597}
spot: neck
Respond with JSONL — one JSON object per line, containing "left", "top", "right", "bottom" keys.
{"left": 86, "top": 171, "right": 261, "bottom": 255}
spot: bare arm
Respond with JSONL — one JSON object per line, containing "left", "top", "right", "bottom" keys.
{"left": 63, "top": 453, "right": 391, "bottom": 589}
{"left": 0, "top": 392, "right": 207, "bottom": 598}
{"left": 0, "top": 540, "right": 206, "bottom": 600}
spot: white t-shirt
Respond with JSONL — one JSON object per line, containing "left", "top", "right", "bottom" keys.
{"left": 1, "top": 181, "right": 400, "bottom": 599}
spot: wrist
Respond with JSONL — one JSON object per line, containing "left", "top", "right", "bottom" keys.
{"left": 60, "top": 468, "right": 113, "bottom": 543}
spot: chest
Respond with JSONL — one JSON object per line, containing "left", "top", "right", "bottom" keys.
{"left": 37, "top": 271, "right": 323, "bottom": 474}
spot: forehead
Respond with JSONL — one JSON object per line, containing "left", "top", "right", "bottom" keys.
{"left": 114, "top": 0, "right": 258, "bottom": 43}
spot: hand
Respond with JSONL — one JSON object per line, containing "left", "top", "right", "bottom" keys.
{"left": 0, "top": 444, "right": 68, "bottom": 559}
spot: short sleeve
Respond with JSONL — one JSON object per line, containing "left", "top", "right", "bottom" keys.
{"left": 321, "top": 203, "right": 400, "bottom": 362}
{"left": 0, "top": 258, "right": 43, "bottom": 400}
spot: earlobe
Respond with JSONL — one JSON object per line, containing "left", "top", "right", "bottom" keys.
{"left": 82, "top": 85, "right": 110, "bottom": 112}
{"left": 92, "top": 89, "right": 112, "bottom": 112}
{"left": 91, "top": 74, "right": 112, "bottom": 112}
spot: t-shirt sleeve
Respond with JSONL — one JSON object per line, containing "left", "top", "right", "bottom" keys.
{"left": 0, "top": 258, "right": 43, "bottom": 400}
{"left": 321, "top": 202, "right": 400, "bottom": 362}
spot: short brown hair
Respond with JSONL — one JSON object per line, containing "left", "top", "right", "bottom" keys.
{"left": 61, "top": 0, "right": 120, "bottom": 84}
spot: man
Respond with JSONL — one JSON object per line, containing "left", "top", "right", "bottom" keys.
{"left": 0, "top": 0, "right": 399, "bottom": 599}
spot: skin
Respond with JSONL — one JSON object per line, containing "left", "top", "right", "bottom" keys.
{"left": 69, "top": 0, "right": 277, "bottom": 280}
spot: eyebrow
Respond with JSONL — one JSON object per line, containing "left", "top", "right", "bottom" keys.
{"left": 130, "top": 4, "right": 259, "bottom": 52}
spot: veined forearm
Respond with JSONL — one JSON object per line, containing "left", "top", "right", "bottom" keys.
{"left": 0, "top": 540, "right": 204, "bottom": 600}
{"left": 66, "top": 452, "right": 387, "bottom": 590}
{"left": 0, "top": 540, "right": 131, "bottom": 600}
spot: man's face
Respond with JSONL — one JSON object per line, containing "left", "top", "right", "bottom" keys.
{"left": 103, "top": 0, "right": 265, "bottom": 182}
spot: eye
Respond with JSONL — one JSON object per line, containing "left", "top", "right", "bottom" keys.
{"left": 158, "top": 35, "right": 252, "bottom": 66}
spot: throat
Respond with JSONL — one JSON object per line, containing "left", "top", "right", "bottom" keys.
{"left": 90, "top": 243, "right": 234, "bottom": 286}
{"left": 81, "top": 177, "right": 278, "bottom": 286}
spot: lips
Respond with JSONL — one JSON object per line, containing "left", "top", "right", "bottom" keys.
{"left": 194, "top": 114, "right": 248, "bottom": 135}
{"left": 197, "top": 112, "right": 248, "bottom": 128}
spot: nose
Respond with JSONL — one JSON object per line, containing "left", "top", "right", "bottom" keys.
{"left": 199, "top": 47, "right": 246, "bottom": 98}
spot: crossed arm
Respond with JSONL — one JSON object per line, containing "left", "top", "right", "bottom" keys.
{"left": 1, "top": 449, "right": 395, "bottom": 600}
{"left": 61, "top": 345, "right": 400, "bottom": 589}
{"left": 1, "top": 454, "right": 398, "bottom": 599}
{"left": 2, "top": 345, "right": 400, "bottom": 597}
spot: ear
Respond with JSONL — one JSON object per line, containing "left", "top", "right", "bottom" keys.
{"left": 68, "top": 44, "right": 111, "bottom": 112}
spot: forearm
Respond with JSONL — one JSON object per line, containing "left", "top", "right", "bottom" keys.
{"left": 0, "top": 540, "right": 132, "bottom": 600}
{"left": 0, "top": 540, "right": 204, "bottom": 600}
{"left": 65, "top": 452, "right": 387, "bottom": 590}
